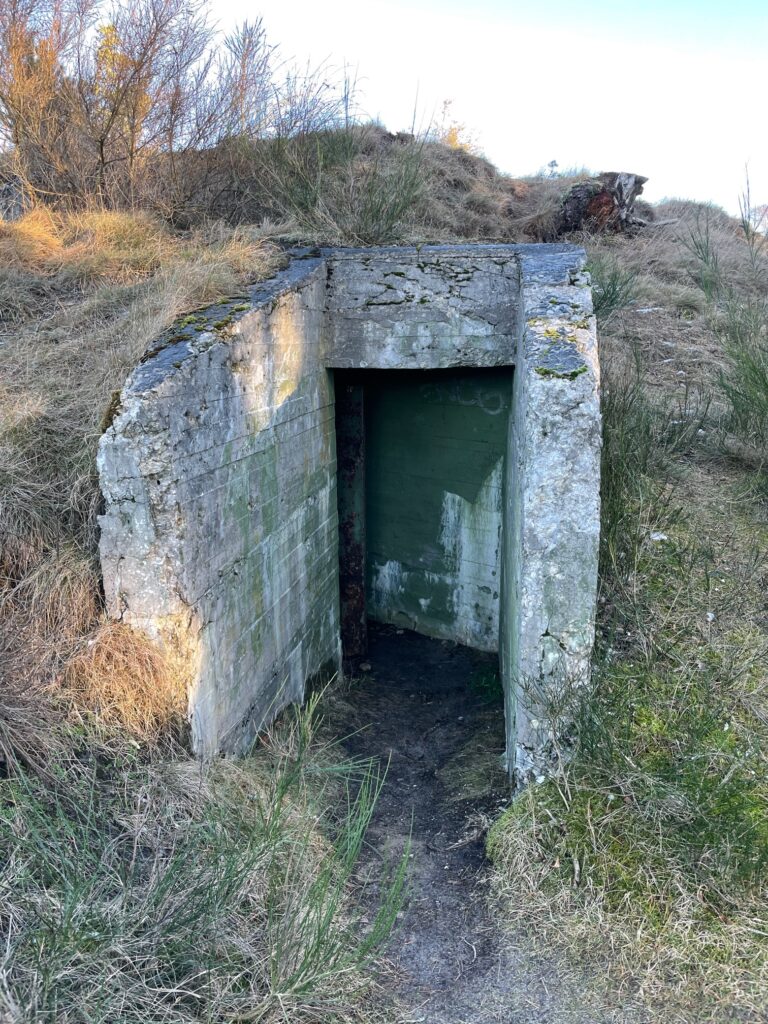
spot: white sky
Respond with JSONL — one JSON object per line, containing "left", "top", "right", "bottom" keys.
{"left": 214, "top": 0, "right": 767, "bottom": 214}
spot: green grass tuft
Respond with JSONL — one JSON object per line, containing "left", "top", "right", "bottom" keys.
{"left": 0, "top": 699, "right": 405, "bottom": 1022}
{"left": 587, "top": 254, "right": 638, "bottom": 323}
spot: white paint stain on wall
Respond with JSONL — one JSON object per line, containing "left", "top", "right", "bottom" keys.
{"left": 371, "top": 559, "right": 404, "bottom": 609}
{"left": 439, "top": 457, "right": 504, "bottom": 649}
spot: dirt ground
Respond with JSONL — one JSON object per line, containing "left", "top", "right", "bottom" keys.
{"left": 330, "top": 623, "right": 636, "bottom": 1024}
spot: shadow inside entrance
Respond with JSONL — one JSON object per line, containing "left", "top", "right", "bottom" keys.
{"left": 334, "top": 622, "right": 510, "bottom": 1019}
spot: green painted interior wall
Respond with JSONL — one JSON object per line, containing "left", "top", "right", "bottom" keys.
{"left": 361, "top": 368, "right": 513, "bottom": 652}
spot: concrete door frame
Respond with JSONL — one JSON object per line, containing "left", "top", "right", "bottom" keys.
{"left": 97, "top": 244, "right": 601, "bottom": 787}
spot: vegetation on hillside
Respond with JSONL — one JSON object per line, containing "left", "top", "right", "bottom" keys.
{"left": 2, "top": 0, "right": 768, "bottom": 1019}
{"left": 488, "top": 197, "right": 768, "bottom": 1021}
{"left": 0, "top": 693, "right": 406, "bottom": 1022}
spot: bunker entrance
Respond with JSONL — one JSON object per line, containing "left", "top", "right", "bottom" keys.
{"left": 98, "top": 244, "right": 601, "bottom": 781}
{"left": 335, "top": 367, "right": 514, "bottom": 670}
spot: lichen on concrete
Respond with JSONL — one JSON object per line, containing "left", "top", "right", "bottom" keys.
{"left": 97, "top": 243, "right": 601, "bottom": 787}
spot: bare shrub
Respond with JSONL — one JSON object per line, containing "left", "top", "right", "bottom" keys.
{"left": 0, "top": 0, "right": 352, "bottom": 218}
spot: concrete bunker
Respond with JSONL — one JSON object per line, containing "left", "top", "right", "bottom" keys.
{"left": 97, "top": 245, "right": 601, "bottom": 785}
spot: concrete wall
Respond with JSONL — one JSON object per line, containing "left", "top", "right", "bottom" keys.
{"left": 361, "top": 368, "right": 512, "bottom": 651}
{"left": 98, "top": 244, "right": 602, "bottom": 786}
{"left": 325, "top": 247, "right": 519, "bottom": 369}
{"left": 98, "top": 259, "right": 341, "bottom": 756}
{"left": 501, "top": 248, "right": 602, "bottom": 783}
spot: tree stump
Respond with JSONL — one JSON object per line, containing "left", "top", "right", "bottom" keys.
{"left": 557, "top": 171, "right": 648, "bottom": 234}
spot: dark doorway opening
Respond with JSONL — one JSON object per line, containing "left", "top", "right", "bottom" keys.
{"left": 334, "top": 367, "right": 514, "bottom": 668}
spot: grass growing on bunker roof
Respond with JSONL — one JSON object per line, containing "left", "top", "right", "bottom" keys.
{"left": 487, "top": 205, "right": 768, "bottom": 1022}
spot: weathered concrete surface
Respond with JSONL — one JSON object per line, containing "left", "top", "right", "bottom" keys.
{"left": 325, "top": 246, "right": 519, "bottom": 369}
{"left": 97, "top": 243, "right": 601, "bottom": 784}
{"left": 98, "top": 259, "right": 341, "bottom": 756}
{"left": 501, "top": 249, "right": 602, "bottom": 785}
{"left": 359, "top": 368, "right": 512, "bottom": 651}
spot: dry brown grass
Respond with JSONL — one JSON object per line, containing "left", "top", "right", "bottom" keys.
{"left": 61, "top": 621, "right": 188, "bottom": 739}
{"left": 228, "top": 125, "right": 591, "bottom": 245}
{"left": 404, "top": 139, "right": 586, "bottom": 242}
{"left": 0, "top": 208, "right": 278, "bottom": 754}
{"left": 583, "top": 198, "right": 768, "bottom": 302}
{"left": 0, "top": 687, "right": 59, "bottom": 778}
{"left": 0, "top": 207, "right": 201, "bottom": 282}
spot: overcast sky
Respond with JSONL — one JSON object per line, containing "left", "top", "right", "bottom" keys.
{"left": 215, "top": 0, "right": 766, "bottom": 214}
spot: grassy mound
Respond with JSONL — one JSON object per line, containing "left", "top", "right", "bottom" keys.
{"left": 488, "top": 196, "right": 768, "bottom": 1021}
